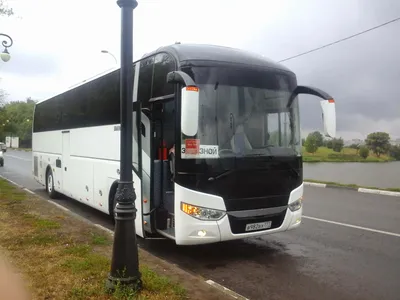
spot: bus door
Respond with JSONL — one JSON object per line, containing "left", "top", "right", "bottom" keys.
{"left": 150, "top": 100, "right": 175, "bottom": 238}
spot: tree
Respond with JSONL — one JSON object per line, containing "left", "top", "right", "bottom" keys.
{"left": 359, "top": 146, "right": 369, "bottom": 159}
{"left": 0, "top": 98, "right": 35, "bottom": 146}
{"left": 349, "top": 143, "right": 360, "bottom": 154}
{"left": 308, "top": 131, "right": 324, "bottom": 147}
{"left": 0, "top": 0, "right": 14, "bottom": 16}
{"left": 331, "top": 137, "right": 344, "bottom": 153}
{"left": 304, "top": 133, "right": 319, "bottom": 154}
{"left": 326, "top": 139, "right": 333, "bottom": 149}
{"left": 365, "top": 132, "right": 391, "bottom": 157}
{"left": 389, "top": 145, "right": 400, "bottom": 161}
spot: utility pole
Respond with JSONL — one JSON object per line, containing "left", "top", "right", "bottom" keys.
{"left": 106, "top": 0, "right": 142, "bottom": 292}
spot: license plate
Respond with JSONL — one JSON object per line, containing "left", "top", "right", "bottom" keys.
{"left": 245, "top": 221, "right": 272, "bottom": 232}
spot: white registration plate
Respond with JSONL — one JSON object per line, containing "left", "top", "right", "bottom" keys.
{"left": 245, "top": 221, "right": 272, "bottom": 232}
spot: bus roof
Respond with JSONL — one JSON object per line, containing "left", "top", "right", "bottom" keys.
{"left": 143, "top": 43, "right": 292, "bottom": 73}
{"left": 36, "top": 43, "right": 292, "bottom": 105}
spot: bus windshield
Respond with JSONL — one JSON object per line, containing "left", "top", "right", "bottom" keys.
{"left": 180, "top": 66, "right": 301, "bottom": 159}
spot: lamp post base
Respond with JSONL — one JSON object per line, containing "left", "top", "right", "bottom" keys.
{"left": 105, "top": 274, "right": 142, "bottom": 293}
{"left": 106, "top": 181, "right": 142, "bottom": 293}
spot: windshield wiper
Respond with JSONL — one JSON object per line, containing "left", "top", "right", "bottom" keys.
{"left": 208, "top": 169, "right": 235, "bottom": 182}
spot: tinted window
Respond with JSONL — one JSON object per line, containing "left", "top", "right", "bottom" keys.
{"left": 152, "top": 53, "right": 175, "bottom": 99}
{"left": 60, "top": 88, "right": 88, "bottom": 129}
{"left": 33, "top": 65, "right": 137, "bottom": 132}
{"left": 137, "top": 56, "right": 154, "bottom": 107}
{"left": 87, "top": 70, "right": 120, "bottom": 127}
{"left": 33, "top": 98, "right": 62, "bottom": 132}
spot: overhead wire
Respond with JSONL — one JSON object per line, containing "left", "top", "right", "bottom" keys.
{"left": 278, "top": 16, "right": 400, "bottom": 63}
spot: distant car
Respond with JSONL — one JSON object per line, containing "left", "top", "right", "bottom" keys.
{"left": 0, "top": 150, "right": 3, "bottom": 167}
{"left": 0, "top": 142, "right": 6, "bottom": 153}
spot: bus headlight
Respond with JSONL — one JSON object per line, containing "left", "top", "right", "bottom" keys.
{"left": 181, "top": 202, "right": 226, "bottom": 221}
{"left": 288, "top": 196, "right": 303, "bottom": 212}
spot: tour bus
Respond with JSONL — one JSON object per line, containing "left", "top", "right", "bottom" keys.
{"left": 32, "top": 43, "right": 336, "bottom": 245}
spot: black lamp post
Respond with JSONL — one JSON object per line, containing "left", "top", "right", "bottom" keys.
{"left": 106, "top": 0, "right": 142, "bottom": 292}
{"left": 0, "top": 33, "right": 13, "bottom": 62}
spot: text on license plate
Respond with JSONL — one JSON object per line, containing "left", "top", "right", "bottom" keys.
{"left": 245, "top": 221, "right": 272, "bottom": 232}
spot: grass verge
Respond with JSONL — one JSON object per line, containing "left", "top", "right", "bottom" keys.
{"left": 0, "top": 178, "right": 187, "bottom": 300}
{"left": 302, "top": 146, "right": 393, "bottom": 163}
{"left": 305, "top": 179, "right": 400, "bottom": 193}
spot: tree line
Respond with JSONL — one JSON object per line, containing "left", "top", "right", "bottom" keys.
{"left": 0, "top": 97, "right": 36, "bottom": 148}
{"left": 303, "top": 131, "right": 400, "bottom": 160}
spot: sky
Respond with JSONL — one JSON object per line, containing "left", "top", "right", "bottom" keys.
{"left": 0, "top": 0, "right": 399, "bottom": 140}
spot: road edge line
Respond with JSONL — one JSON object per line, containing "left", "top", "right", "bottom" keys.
{"left": 0, "top": 174, "right": 249, "bottom": 300}
{"left": 304, "top": 181, "right": 400, "bottom": 197}
{"left": 206, "top": 280, "right": 249, "bottom": 300}
{"left": 303, "top": 215, "right": 400, "bottom": 238}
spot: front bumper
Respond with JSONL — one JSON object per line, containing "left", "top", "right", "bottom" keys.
{"left": 174, "top": 183, "right": 303, "bottom": 245}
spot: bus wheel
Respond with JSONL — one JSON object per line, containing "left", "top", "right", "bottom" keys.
{"left": 109, "top": 183, "right": 118, "bottom": 225}
{"left": 46, "top": 168, "right": 57, "bottom": 199}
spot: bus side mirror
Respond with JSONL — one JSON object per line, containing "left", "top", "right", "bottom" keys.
{"left": 320, "top": 99, "right": 336, "bottom": 138}
{"left": 166, "top": 71, "right": 199, "bottom": 137}
{"left": 289, "top": 85, "right": 337, "bottom": 138}
{"left": 181, "top": 86, "right": 199, "bottom": 136}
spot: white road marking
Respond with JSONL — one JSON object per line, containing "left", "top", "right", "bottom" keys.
{"left": 23, "top": 188, "right": 35, "bottom": 195}
{"left": 206, "top": 280, "right": 249, "bottom": 300}
{"left": 47, "top": 201, "right": 71, "bottom": 212}
{"left": 303, "top": 215, "right": 400, "bottom": 238}
{"left": 4, "top": 154, "right": 31, "bottom": 162}
{"left": 358, "top": 188, "right": 400, "bottom": 197}
{"left": 304, "top": 182, "right": 327, "bottom": 188}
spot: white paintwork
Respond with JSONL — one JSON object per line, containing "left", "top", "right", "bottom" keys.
{"left": 320, "top": 99, "right": 336, "bottom": 138}
{"left": 174, "top": 182, "right": 304, "bottom": 245}
{"left": 32, "top": 125, "right": 145, "bottom": 238}
{"left": 180, "top": 86, "right": 199, "bottom": 136}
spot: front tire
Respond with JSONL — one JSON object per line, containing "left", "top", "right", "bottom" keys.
{"left": 46, "top": 169, "right": 58, "bottom": 199}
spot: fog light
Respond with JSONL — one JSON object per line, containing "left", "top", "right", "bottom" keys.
{"left": 197, "top": 230, "right": 207, "bottom": 237}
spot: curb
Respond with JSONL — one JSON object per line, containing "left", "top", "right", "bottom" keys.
{"left": 304, "top": 181, "right": 400, "bottom": 197}
{"left": 0, "top": 174, "right": 248, "bottom": 300}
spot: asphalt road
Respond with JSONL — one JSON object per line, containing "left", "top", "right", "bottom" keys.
{"left": 1, "top": 149, "right": 400, "bottom": 300}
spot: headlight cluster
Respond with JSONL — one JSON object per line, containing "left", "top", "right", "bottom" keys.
{"left": 288, "top": 196, "right": 303, "bottom": 212}
{"left": 181, "top": 202, "right": 226, "bottom": 221}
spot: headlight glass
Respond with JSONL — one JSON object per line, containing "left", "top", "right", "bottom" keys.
{"left": 181, "top": 202, "right": 226, "bottom": 221}
{"left": 288, "top": 197, "right": 303, "bottom": 212}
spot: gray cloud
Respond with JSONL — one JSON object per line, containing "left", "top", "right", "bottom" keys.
{"left": 259, "top": 0, "right": 400, "bottom": 138}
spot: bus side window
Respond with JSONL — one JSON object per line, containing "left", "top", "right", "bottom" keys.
{"left": 152, "top": 53, "right": 176, "bottom": 99}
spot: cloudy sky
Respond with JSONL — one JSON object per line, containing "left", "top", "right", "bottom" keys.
{"left": 0, "top": 0, "right": 399, "bottom": 140}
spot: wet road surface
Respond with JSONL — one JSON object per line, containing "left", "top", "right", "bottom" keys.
{"left": 1, "top": 149, "right": 399, "bottom": 300}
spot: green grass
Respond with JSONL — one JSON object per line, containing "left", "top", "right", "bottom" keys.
{"left": 305, "top": 179, "right": 400, "bottom": 192}
{"left": 302, "top": 146, "right": 393, "bottom": 163}
{"left": 0, "top": 178, "right": 187, "bottom": 300}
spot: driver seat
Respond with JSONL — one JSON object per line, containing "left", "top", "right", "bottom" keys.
{"left": 230, "top": 124, "right": 252, "bottom": 153}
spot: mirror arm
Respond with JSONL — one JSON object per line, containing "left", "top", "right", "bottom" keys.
{"left": 166, "top": 71, "right": 196, "bottom": 87}
{"left": 287, "top": 85, "right": 334, "bottom": 107}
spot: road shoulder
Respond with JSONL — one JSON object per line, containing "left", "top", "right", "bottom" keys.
{"left": 0, "top": 178, "right": 235, "bottom": 300}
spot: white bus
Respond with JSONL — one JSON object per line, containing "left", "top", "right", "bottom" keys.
{"left": 32, "top": 43, "right": 336, "bottom": 245}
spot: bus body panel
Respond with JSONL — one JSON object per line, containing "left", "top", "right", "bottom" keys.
{"left": 174, "top": 182, "right": 303, "bottom": 245}
{"left": 32, "top": 125, "right": 145, "bottom": 238}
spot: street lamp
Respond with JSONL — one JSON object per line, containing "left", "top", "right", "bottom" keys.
{"left": 101, "top": 49, "right": 118, "bottom": 64}
{"left": 0, "top": 33, "right": 13, "bottom": 63}
{"left": 106, "top": 0, "right": 142, "bottom": 293}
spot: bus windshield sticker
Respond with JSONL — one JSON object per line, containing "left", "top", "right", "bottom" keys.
{"left": 185, "top": 139, "right": 200, "bottom": 155}
{"left": 181, "top": 144, "right": 219, "bottom": 159}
